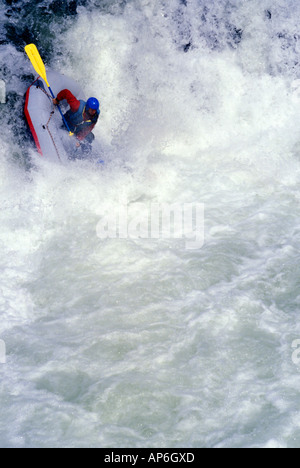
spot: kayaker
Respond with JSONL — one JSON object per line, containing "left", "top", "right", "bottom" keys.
{"left": 52, "top": 90, "right": 100, "bottom": 150}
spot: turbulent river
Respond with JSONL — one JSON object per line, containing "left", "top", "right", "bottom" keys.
{"left": 1, "top": 0, "right": 300, "bottom": 448}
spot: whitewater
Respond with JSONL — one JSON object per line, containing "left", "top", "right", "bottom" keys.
{"left": 1, "top": 0, "right": 300, "bottom": 448}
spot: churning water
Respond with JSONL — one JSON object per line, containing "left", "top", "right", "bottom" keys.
{"left": 1, "top": 0, "right": 300, "bottom": 448}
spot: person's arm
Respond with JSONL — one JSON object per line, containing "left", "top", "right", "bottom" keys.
{"left": 54, "top": 89, "right": 81, "bottom": 113}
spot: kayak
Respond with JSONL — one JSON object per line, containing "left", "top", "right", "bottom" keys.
{"left": 24, "top": 69, "right": 85, "bottom": 163}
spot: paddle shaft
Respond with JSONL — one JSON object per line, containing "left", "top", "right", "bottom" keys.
{"left": 25, "top": 44, "right": 73, "bottom": 136}
{"left": 48, "top": 86, "right": 73, "bottom": 135}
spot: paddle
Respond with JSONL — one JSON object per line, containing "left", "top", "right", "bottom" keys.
{"left": 25, "top": 43, "right": 74, "bottom": 136}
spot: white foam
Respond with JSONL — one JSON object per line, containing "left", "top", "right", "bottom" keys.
{"left": 2, "top": 0, "right": 300, "bottom": 448}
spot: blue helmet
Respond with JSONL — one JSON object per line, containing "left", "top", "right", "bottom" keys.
{"left": 86, "top": 97, "right": 100, "bottom": 111}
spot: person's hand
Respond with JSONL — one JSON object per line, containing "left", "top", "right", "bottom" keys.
{"left": 76, "top": 141, "right": 81, "bottom": 148}
{"left": 52, "top": 98, "right": 59, "bottom": 105}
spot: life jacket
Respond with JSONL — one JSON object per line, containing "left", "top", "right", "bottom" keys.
{"left": 64, "top": 100, "right": 100, "bottom": 135}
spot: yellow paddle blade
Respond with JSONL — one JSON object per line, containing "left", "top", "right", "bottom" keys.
{"left": 25, "top": 44, "right": 49, "bottom": 87}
